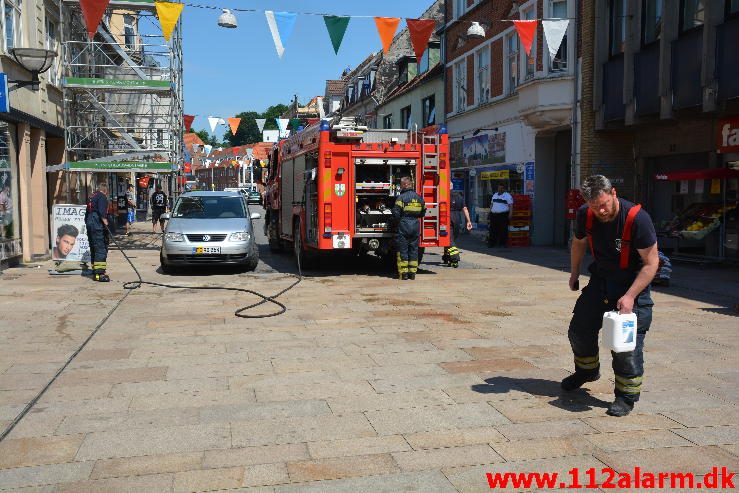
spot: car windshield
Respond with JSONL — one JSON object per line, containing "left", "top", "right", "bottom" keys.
{"left": 172, "top": 196, "right": 246, "bottom": 219}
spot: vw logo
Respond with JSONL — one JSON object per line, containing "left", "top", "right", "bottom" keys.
{"left": 202, "top": 234, "right": 211, "bottom": 242}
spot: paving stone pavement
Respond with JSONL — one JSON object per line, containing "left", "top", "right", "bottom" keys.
{"left": 0, "top": 219, "right": 737, "bottom": 492}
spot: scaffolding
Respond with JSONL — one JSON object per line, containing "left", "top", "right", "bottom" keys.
{"left": 60, "top": 0, "right": 183, "bottom": 179}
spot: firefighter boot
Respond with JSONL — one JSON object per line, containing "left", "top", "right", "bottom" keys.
{"left": 606, "top": 396, "right": 634, "bottom": 417}
{"left": 94, "top": 272, "right": 110, "bottom": 282}
{"left": 407, "top": 273, "right": 416, "bottom": 280}
{"left": 561, "top": 371, "right": 601, "bottom": 391}
{"left": 399, "top": 273, "right": 408, "bottom": 281}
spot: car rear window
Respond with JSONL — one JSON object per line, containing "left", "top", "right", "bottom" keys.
{"left": 172, "top": 196, "right": 246, "bottom": 219}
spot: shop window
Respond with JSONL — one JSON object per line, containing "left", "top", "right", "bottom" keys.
{"left": 506, "top": 33, "right": 519, "bottom": 95}
{"left": 382, "top": 114, "right": 393, "bottom": 129}
{"left": 728, "top": 0, "right": 739, "bottom": 16}
{"left": 3, "top": 0, "right": 22, "bottom": 52}
{"left": 522, "top": 8, "right": 536, "bottom": 80}
{"left": 422, "top": 95, "right": 436, "bottom": 127}
{"left": 476, "top": 45, "right": 490, "bottom": 104}
{"left": 610, "top": 0, "right": 627, "bottom": 56}
{"left": 0, "top": 121, "right": 20, "bottom": 260}
{"left": 454, "top": 59, "right": 467, "bottom": 112}
{"left": 400, "top": 105, "right": 412, "bottom": 130}
{"left": 550, "top": 0, "right": 569, "bottom": 71}
{"left": 642, "top": 0, "right": 663, "bottom": 46}
{"left": 680, "top": 0, "right": 704, "bottom": 33}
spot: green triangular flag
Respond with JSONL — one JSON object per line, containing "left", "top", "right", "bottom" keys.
{"left": 323, "top": 15, "right": 350, "bottom": 54}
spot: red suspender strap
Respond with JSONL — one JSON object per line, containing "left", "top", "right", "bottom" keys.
{"left": 620, "top": 204, "right": 642, "bottom": 270}
{"left": 585, "top": 208, "right": 595, "bottom": 259}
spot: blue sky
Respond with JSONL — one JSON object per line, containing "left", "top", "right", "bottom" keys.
{"left": 182, "top": 0, "right": 434, "bottom": 131}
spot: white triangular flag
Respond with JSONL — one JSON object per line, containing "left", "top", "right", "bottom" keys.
{"left": 207, "top": 116, "right": 220, "bottom": 134}
{"left": 204, "top": 145, "right": 212, "bottom": 156}
{"left": 542, "top": 19, "right": 569, "bottom": 59}
{"left": 256, "top": 119, "right": 266, "bottom": 133}
{"left": 276, "top": 118, "right": 289, "bottom": 136}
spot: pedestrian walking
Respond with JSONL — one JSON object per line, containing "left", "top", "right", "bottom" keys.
{"left": 392, "top": 176, "right": 425, "bottom": 280}
{"left": 124, "top": 184, "right": 136, "bottom": 236}
{"left": 150, "top": 185, "right": 168, "bottom": 233}
{"left": 564, "top": 175, "right": 659, "bottom": 417}
{"left": 85, "top": 182, "right": 111, "bottom": 282}
{"left": 442, "top": 184, "right": 472, "bottom": 267}
{"left": 488, "top": 183, "right": 513, "bottom": 247}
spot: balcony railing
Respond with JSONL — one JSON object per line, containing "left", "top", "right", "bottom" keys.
{"left": 634, "top": 43, "right": 660, "bottom": 116}
{"left": 671, "top": 29, "right": 703, "bottom": 109}
{"left": 717, "top": 15, "right": 739, "bottom": 102}
{"left": 603, "top": 55, "right": 625, "bottom": 121}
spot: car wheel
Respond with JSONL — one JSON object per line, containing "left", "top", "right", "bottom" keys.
{"left": 243, "top": 241, "right": 259, "bottom": 272}
{"left": 160, "top": 251, "right": 175, "bottom": 274}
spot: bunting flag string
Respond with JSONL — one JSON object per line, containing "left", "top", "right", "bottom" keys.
{"left": 406, "top": 19, "right": 436, "bottom": 62}
{"left": 374, "top": 17, "right": 400, "bottom": 54}
{"left": 183, "top": 114, "right": 195, "bottom": 132}
{"left": 255, "top": 119, "right": 266, "bottom": 133}
{"left": 155, "top": 1, "right": 184, "bottom": 41}
{"left": 80, "top": 0, "right": 111, "bottom": 39}
{"left": 265, "top": 11, "right": 298, "bottom": 58}
{"left": 542, "top": 19, "right": 569, "bottom": 59}
{"left": 512, "top": 20, "right": 538, "bottom": 56}
{"left": 207, "top": 116, "right": 221, "bottom": 134}
{"left": 276, "top": 118, "right": 289, "bottom": 136}
{"left": 227, "top": 117, "right": 241, "bottom": 135}
{"left": 203, "top": 145, "right": 213, "bottom": 156}
{"left": 323, "top": 15, "right": 351, "bottom": 55}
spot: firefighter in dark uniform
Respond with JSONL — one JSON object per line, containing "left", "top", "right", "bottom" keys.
{"left": 442, "top": 183, "right": 473, "bottom": 267}
{"left": 85, "top": 182, "right": 111, "bottom": 282}
{"left": 392, "top": 176, "right": 425, "bottom": 280}
{"left": 565, "top": 175, "right": 659, "bottom": 417}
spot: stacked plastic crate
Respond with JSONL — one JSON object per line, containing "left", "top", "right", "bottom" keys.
{"left": 508, "top": 194, "right": 532, "bottom": 247}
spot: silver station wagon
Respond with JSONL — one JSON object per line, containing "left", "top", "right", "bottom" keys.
{"left": 160, "top": 191, "right": 260, "bottom": 273}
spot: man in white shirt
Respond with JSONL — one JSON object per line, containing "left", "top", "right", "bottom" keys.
{"left": 488, "top": 183, "right": 513, "bottom": 247}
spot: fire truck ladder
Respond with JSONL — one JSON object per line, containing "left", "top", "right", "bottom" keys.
{"left": 421, "top": 134, "right": 440, "bottom": 241}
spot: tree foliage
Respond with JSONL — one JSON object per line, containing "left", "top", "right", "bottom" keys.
{"left": 223, "top": 104, "right": 291, "bottom": 146}
{"left": 194, "top": 129, "right": 220, "bottom": 146}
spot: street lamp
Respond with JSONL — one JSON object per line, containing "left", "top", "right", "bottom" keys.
{"left": 8, "top": 48, "right": 57, "bottom": 91}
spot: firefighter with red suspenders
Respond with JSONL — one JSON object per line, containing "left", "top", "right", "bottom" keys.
{"left": 564, "top": 175, "right": 659, "bottom": 417}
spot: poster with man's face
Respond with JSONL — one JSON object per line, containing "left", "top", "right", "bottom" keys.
{"left": 51, "top": 205, "right": 90, "bottom": 262}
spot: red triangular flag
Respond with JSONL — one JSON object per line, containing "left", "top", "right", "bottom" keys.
{"left": 183, "top": 114, "right": 195, "bottom": 132}
{"left": 80, "top": 0, "right": 111, "bottom": 40}
{"left": 513, "top": 20, "right": 538, "bottom": 56}
{"left": 407, "top": 19, "right": 436, "bottom": 62}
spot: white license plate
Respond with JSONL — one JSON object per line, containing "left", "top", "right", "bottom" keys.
{"left": 192, "top": 246, "right": 221, "bottom": 254}
{"left": 332, "top": 233, "right": 351, "bottom": 249}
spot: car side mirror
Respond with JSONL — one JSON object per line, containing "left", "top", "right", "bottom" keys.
{"left": 250, "top": 212, "right": 261, "bottom": 220}
{"left": 161, "top": 212, "right": 170, "bottom": 220}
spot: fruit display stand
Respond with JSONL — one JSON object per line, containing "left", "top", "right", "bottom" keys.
{"left": 508, "top": 194, "right": 532, "bottom": 247}
{"left": 657, "top": 202, "right": 737, "bottom": 258}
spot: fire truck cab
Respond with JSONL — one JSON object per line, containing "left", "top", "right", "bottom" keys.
{"left": 264, "top": 117, "right": 451, "bottom": 268}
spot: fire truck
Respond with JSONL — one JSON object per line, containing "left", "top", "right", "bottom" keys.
{"left": 264, "top": 117, "right": 451, "bottom": 268}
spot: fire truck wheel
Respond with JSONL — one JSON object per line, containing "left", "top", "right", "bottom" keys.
{"left": 293, "top": 219, "right": 316, "bottom": 270}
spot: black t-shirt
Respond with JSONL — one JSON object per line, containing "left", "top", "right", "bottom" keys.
{"left": 575, "top": 198, "right": 657, "bottom": 275}
{"left": 451, "top": 191, "right": 466, "bottom": 212}
{"left": 151, "top": 191, "right": 167, "bottom": 209}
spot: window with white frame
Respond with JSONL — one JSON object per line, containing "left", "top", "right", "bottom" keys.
{"left": 506, "top": 33, "right": 519, "bottom": 95}
{"left": 476, "top": 45, "right": 490, "bottom": 104}
{"left": 3, "top": 0, "right": 22, "bottom": 52}
{"left": 124, "top": 14, "right": 136, "bottom": 49}
{"left": 523, "top": 7, "right": 536, "bottom": 80}
{"left": 46, "top": 15, "right": 60, "bottom": 86}
{"left": 550, "top": 0, "right": 569, "bottom": 71}
{"left": 454, "top": 59, "right": 467, "bottom": 112}
{"left": 422, "top": 95, "right": 436, "bottom": 126}
{"left": 400, "top": 105, "right": 412, "bottom": 129}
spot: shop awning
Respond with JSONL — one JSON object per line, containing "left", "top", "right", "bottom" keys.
{"left": 655, "top": 167, "right": 739, "bottom": 181}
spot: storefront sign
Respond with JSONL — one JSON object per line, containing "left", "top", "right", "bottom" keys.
{"left": 66, "top": 161, "right": 173, "bottom": 171}
{"left": 63, "top": 77, "right": 171, "bottom": 91}
{"left": 718, "top": 118, "right": 739, "bottom": 154}
{"left": 0, "top": 73, "right": 9, "bottom": 113}
{"left": 480, "top": 170, "right": 509, "bottom": 180}
{"left": 524, "top": 162, "right": 535, "bottom": 196}
{"left": 51, "top": 204, "right": 89, "bottom": 262}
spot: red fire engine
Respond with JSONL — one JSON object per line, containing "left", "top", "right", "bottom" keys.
{"left": 264, "top": 118, "right": 451, "bottom": 268}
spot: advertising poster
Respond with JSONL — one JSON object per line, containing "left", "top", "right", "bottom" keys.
{"left": 525, "top": 161, "right": 535, "bottom": 196}
{"left": 51, "top": 204, "right": 90, "bottom": 262}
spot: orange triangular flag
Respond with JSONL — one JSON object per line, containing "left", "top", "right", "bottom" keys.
{"left": 374, "top": 17, "right": 400, "bottom": 54}
{"left": 80, "top": 0, "right": 111, "bottom": 40}
{"left": 513, "top": 20, "right": 538, "bottom": 56}
{"left": 228, "top": 118, "right": 241, "bottom": 136}
{"left": 407, "top": 19, "right": 436, "bottom": 62}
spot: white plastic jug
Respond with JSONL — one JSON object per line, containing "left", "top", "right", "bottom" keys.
{"left": 601, "top": 311, "right": 637, "bottom": 353}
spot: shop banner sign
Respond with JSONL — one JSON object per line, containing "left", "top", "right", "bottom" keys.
{"left": 51, "top": 204, "right": 90, "bottom": 262}
{"left": 480, "top": 170, "right": 509, "bottom": 180}
{"left": 0, "top": 73, "right": 8, "bottom": 113}
{"left": 718, "top": 118, "right": 739, "bottom": 154}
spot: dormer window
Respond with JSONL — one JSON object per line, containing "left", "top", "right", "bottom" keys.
{"left": 397, "top": 56, "right": 418, "bottom": 84}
